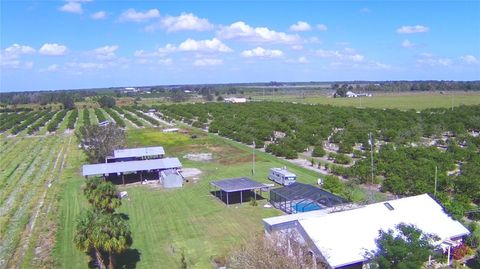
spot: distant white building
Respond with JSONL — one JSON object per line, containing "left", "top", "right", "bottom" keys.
{"left": 346, "top": 91, "right": 358, "bottom": 98}
{"left": 224, "top": 97, "right": 247, "bottom": 103}
{"left": 345, "top": 91, "right": 372, "bottom": 98}
{"left": 162, "top": 128, "right": 179, "bottom": 133}
{"left": 263, "top": 194, "right": 470, "bottom": 269}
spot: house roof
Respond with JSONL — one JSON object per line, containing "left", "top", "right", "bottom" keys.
{"left": 82, "top": 157, "right": 181, "bottom": 176}
{"left": 113, "top": 146, "right": 165, "bottom": 158}
{"left": 210, "top": 177, "right": 266, "bottom": 192}
{"left": 297, "top": 194, "right": 470, "bottom": 268}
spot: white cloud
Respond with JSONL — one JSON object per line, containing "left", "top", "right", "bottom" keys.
{"left": 134, "top": 44, "right": 177, "bottom": 58}
{"left": 158, "top": 58, "right": 173, "bottom": 65}
{"left": 193, "top": 58, "right": 223, "bottom": 66}
{"left": 397, "top": 25, "right": 429, "bottom": 34}
{"left": 67, "top": 62, "right": 105, "bottom": 70}
{"left": 146, "top": 12, "right": 213, "bottom": 32}
{"left": 287, "top": 56, "right": 309, "bottom": 64}
{"left": 92, "top": 45, "right": 119, "bottom": 60}
{"left": 291, "top": 45, "right": 303, "bottom": 50}
{"left": 91, "top": 11, "right": 107, "bottom": 20}
{"left": 241, "top": 47, "right": 283, "bottom": 58}
{"left": 59, "top": 1, "right": 83, "bottom": 14}
{"left": 460, "top": 55, "right": 478, "bottom": 64}
{"left": 178, "top": 38, "right": 232, "bottom": 53}
{"left": 298, "top": 56, "right": 309, "bottom": 64}
{"left": 1, "top": 44, "right": 36, "bottom": 68}
{"left": 317, "top": 24, "right": 328, "bottom": 31}
{"left": 24, "top": 61, "right": 34, "bottom": 69}
{"left": 417, "top": 54, "right": 452, "bottom": 66}
{"left": 3, "top": 44, "right": 35, "bottom": 57}
{"left": 119, "top": 8, "right": 160, "bottom": 22}
{"left": 39, "top": 43, "right": 68, "bottom": 56}
{"left": 316, "top": 48, "right": 364, "bottom": 62}
{"left": 370, "top": 61, "right": 391, "bottom": 70}
{"left": 289, "top": 21, "right": 311, "bottom": 32}
{"left": 40, "top": 64, "right": 60, "bottom": 72}
{"left": 401, "top": 39, "right": 415, "bottom": 48}
{"left": 217, "top": 21, "right": 299, "bottom": 44}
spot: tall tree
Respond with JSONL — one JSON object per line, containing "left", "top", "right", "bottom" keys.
{"left": 368, "top": 223, "right": 436, "bottom": 269}
{"left": 98, "top": 96, "right": 116, "bottom": 108}
{"left": 74, "top": 209, "right": 106, "bottom": 269}
{"left": 96, "top": 213, "right": 133, "bottom": 269}
{"left": 84, "top": 178, "right": 122, "bottom": 213}
{"left": 77, "top": 124, "right": 125, "bottom": 163}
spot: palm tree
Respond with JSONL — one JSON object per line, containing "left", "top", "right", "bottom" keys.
{"left": 74, "top": 210, "right": 106, "bottom": 269}
{"left": 96, "top": 213, "right": 133, "bottom": 269}
{"left": 84, "top": 178, "right": 121, "bottom": 213}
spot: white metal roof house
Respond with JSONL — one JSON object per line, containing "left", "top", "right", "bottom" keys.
{"left": 263, "top": 194, "right": 470, "bottom": 269}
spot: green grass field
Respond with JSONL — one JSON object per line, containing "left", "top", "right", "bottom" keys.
{"left": 55, "top": 127, "right": 358, "bottom": 268}
{"left": 251, "top": 92, "right": 480, "bottom": 110}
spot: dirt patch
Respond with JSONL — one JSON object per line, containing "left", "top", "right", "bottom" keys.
{"left": 180, "top": 168, "right": 202, "bottom": 179}
{"left": 218, "top": 154, "right": 252, "bottom": 165}
{"left": 183, "top": 153, "right": 213, "bottom": 162}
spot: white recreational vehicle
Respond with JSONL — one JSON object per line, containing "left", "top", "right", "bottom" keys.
{"left": 268, "top": 168, "right": 296, "bottom": 186}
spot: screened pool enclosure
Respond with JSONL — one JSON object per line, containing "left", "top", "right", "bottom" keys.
{"left": 269, "top": 182, "right": 348, "bottom": 214}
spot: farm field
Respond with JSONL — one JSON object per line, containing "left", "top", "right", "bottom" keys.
{"left": 54, "top": 127, "right": 366, "bottom": 269}
{"left": 0, "top": 126, "right": 72, "bottom": 268}
{"left": 1, "top": 100, "right": 478, "bottom": 268}
{"left": 251, "top": 91, "right": 480, "bottom": 110}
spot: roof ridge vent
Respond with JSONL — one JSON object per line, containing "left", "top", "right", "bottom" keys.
{"left": 384, "top": 202, "right": 394, "bottom": 211}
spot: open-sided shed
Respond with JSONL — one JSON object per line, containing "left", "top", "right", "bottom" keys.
{"left": 210, "top": 178, "right": 267, "bottom": 205}
{"left": 82, "top": 157, "right": 182, "bottom": 185}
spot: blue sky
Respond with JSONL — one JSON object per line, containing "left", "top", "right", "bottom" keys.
{"left": 1, "top": 1, "right": 479, "bottom": 91}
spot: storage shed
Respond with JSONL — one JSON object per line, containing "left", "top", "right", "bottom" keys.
{"left": 160, "top": 169, "right": 184, "bottom": 188}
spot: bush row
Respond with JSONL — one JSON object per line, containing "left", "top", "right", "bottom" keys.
{"left": 11, "top": 111, "right": 48, "bottom": 134}
{"left": 103, "top": 108, "right": 126, "bottom": 128}
{"left": 27, "top": 111, "right": 56, "bottom": 135}
{"left": 94, "top": 108, "right": 107, "bottom": 123}
{"left": 46, "top": 110, "right": 67, "bottom": 132}
{"left": 67, "top": 109, "right": 78, "bottom": 129}
{"left": 83, "top": 109, "right": 91, "bottom": 126}
{"left": 125, "top": 107, "right": 159, "bottom": 126}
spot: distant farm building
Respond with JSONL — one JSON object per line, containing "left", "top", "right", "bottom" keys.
{"left": 345, "top": 91, "right": 372, "bottom": 98}
{"left": 224, "top": 97, "right": 247, "bottom": 103}
{"left": 162, "top": 128, "right": 179, "bottom": 133}
{"left": 82, "top": 146, "right": 182, "bottom": 187}
{"left": 98, "top": 120, "right": 111, "bottom": 127}
{"left": 263, "top": 194, "right": 470, "bottom": 269}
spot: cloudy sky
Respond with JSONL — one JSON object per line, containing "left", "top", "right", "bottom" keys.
{"left": 1, "top": 1, "right": 479, "bottom": 91}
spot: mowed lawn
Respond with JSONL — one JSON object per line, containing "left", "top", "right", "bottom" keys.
{"left": 55, "top": 128, "right": 326, "bottom": 268}
{"left": 252, "top": 92, "right": 480, "bottom": 110}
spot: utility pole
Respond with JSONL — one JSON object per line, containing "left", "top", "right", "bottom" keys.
{"left": 252, "top": 140, "right": 256, "bottom": 175}
{"left": 369, "top": 133, "right": 374, "bottom": 185}
{"left": 434, "top": 165, "right": 438, "bottom": 197}
{"left": 451, "top": 93, "right": 454, "bottom": 111}
{"left": 368, "top": 132, "right": 375, "bottom": 203}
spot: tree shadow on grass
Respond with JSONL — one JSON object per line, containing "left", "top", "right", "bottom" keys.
{"left": 116, "top": 249, "right": 142, "bottom": 269}
{"left": 86, "top": 249, "right": 141, "bottom": 269}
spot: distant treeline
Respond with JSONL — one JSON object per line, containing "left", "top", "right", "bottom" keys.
{"left": 1, "top": 81, "right": 479, "bottom": 105}
{"left": 0, "top": 90, "right": 97, "bottom": 105}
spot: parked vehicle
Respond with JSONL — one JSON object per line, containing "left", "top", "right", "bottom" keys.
{"left": 268, "top": 168, "right": 297, "bottom": 186}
